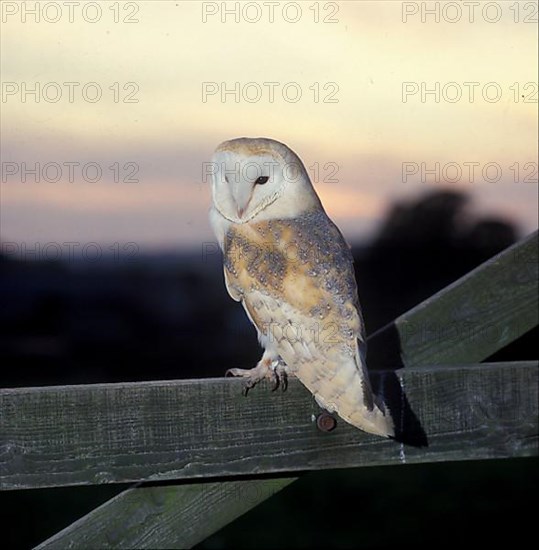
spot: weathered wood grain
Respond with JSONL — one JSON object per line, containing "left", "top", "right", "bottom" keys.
{"left": 35, "top": 477, "right": 295, "bottom": 550}
{"left": 2, "top": 362, "right": 537, "bottom": 491}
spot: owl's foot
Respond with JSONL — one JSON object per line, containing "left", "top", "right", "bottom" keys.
{"left": 226, "top": 357, "right": 289, "bottom": 396}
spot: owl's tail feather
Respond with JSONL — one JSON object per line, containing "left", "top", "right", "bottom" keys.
{"left": 315, "top": 390, "right": 394, "bottom": 438}
{"left": 352, "top": 400, "right": 395, "bottom": 438}
{"left": 310, "top": 369, "right": 395, "bottom": 438}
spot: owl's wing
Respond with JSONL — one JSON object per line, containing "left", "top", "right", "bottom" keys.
{"left": 223, "top": 269, "right": 241, "bottom": 302}
{"left": 224, "top": 214, "right": 394, "bottom": 437}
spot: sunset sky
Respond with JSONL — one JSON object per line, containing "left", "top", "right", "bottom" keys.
{"left": 1, "top": 0, "right": 537, "bottom": 254}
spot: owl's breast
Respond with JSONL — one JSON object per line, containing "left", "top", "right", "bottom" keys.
{"left": 223, "top": 212, "right": 362, "bottom": 341}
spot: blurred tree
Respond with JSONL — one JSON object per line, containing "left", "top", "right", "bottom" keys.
{"left": 357, "top": 190, "right": 518, "bottom": 332}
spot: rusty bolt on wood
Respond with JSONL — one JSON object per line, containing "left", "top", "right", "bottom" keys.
{"left": 317, "top": 412, "right": 337, "bottom": 432}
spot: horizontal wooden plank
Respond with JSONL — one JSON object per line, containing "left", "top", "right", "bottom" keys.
{"left": 35, "top": 477, "right": 295, "bottom": 550}
{"left": 2, "top": 361, "right": 537, "bottom": 492}
{"left": 368, "top": 230, "right": 538, "bottom": 369}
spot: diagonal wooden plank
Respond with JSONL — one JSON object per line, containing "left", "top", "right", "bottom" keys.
{"left": 34, "top": 361, "right": 538, "bottom": 548}
{"left": 35, "top": 477, "right": 295, "bottom": 550}
{"left": 367, "top": 230, "right": 538, "bottom": 369}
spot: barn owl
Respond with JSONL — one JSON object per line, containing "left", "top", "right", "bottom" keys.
{"left": 209, "top": 137, "right": 394, "bottom": 437}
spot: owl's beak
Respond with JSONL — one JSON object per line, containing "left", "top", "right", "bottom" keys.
{"left": 232, "top": 181, "right": 254, "bottom": 219}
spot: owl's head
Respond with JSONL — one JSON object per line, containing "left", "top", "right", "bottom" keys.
{"left": 210, "top": 137, "right": 322, "bottom": 224}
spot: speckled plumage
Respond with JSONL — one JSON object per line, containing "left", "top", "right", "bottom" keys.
{"left": 209, "top": 137, "right": 393, "bottom": 437}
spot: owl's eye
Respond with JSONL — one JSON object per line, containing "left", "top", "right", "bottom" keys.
{"left": 255, "top": 176, "right": 269, "bottom": 185}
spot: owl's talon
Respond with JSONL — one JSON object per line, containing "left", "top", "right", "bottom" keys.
{"left": 242, "top": 376, "right": 259, "bottom": 396}
{"left": 239, "top": 377, "right": 257, "bottom": 396}
{"left": 274, "top": 364, "right": 288, "bottom": 392}
{"left": 270, "top": 373, "right": 280, "bottom": 392}
{"left": 280, "top": 371, "right": 288, "bottom": 392}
